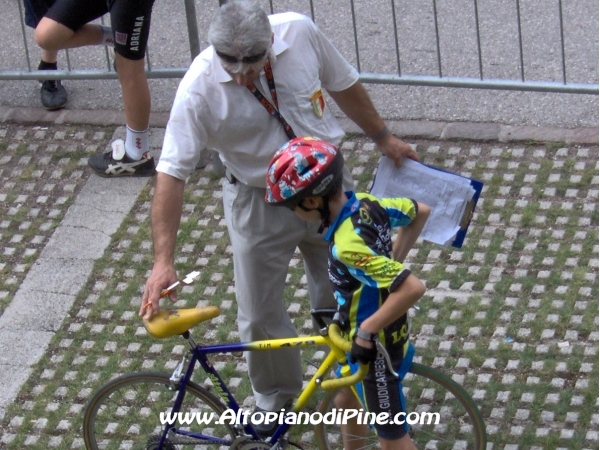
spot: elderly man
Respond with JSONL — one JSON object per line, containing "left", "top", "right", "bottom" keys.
{"left": 140, "top": 0, "right": 418, "bottom": 435}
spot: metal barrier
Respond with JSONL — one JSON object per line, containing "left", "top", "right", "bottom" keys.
{"left": 1, "top": 0, "right": 597, "bottom": 95}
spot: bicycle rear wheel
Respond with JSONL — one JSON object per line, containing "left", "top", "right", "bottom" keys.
{"left": 315, "top": 362, "right": 486, "bottom": 450}
{"left": 83, "top": 372, "right": 238, "bottom": 450}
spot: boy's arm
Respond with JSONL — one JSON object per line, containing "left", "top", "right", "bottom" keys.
{"left": 392, "top": 201, "right": 430, "bottom": 263}
{"left": 354, "top": 274, "right": 425, "bottom": 350}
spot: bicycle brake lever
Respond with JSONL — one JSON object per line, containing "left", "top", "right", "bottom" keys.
{"left": 169, "top": 356, "right": 187, "bottom": 386}
{"left": 375, "top": 340, "right": 400, "bottom": 379}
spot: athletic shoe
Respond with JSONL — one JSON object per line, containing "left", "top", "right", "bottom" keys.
{"left": 88, "top": 139, "right": 156, "bottom": 177}
{"left": 40, "top": 79, "right": 68, "bottom": 110}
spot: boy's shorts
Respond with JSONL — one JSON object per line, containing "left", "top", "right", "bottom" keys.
{"left": 44, "top": 0, "right": 156, "bottom": 60}
{"left": 339, "top": 340, "right": 415, "bottom": 440}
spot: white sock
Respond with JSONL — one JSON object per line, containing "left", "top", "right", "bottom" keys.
{"left": 124, "top": 126, "right": 149, "bottom": 160}
{"left": 98, "top": 25, "right": 114, "bottom": 46}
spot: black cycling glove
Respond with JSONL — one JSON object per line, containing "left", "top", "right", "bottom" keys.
{"left": 350, "top": 339, "right": 378, "bottom": 364}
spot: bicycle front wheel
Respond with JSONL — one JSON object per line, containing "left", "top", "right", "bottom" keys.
{"left": 315, "top": 363, "right": 486, "bottom": 450}
{"left": 83, "top": 372, "right": 238, "bottom": 450}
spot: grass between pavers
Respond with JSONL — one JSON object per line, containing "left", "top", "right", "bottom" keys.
{"left": 0, "top": 124, "right": 113, "bottom": 317}
{"left": 0, "top": 137, "right": 597, "bottom": 449}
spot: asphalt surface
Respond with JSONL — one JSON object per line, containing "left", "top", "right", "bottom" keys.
{"left": 0, "top": 0, "right": 598, "bottom": 128}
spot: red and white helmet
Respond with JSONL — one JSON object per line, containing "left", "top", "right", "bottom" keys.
{"left": 265, "top": 137, "right": 344, "bottom": 209}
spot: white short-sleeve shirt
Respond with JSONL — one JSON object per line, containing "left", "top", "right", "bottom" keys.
{"left": 157, "top": 12, "right": 359, "bottom": 187}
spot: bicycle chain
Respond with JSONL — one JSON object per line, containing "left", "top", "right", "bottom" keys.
{"left": 147, "top": 433, "right": 225, "bottom": 448}
{"left": 145, "top": 435, "right": 177, "bottom": 450}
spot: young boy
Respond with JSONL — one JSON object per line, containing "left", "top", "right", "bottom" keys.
{"left": 265, "top": 136, "right": 430, "bottom": 450}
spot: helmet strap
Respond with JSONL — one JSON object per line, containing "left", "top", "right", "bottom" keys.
{"left": 294, "top": 197, "right": 332, "bottom": 234}
{"left": 316, "top": 197, "right": 332, "bottom": 234}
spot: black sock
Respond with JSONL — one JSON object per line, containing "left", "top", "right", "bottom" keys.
{"left": 38, "top": 60, "right": 58, "bottom": 71}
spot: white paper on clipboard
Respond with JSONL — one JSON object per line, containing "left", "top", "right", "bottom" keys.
{"left": 370, "top": 157, "right": 476, "bottom": 246}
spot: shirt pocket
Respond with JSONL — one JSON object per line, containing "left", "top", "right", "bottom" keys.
{"left": 290, "top": 78, "right": 330, "bottom": 134}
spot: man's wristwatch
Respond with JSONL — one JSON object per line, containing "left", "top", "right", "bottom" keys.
{"left": 355, "top": 327, "right": 377, "bottom": 342}
{"left": 368, "top": 126, "right": 390, "bottom": 142}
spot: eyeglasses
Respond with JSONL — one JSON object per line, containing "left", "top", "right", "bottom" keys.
{"left": 215, "top": 49, "right": 267, "bottom": 64}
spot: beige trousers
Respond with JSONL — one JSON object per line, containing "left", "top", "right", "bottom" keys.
{"left": 222, "top": 167, "right": 352, "bottom": 410}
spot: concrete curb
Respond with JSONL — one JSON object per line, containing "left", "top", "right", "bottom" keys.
{"left": 1, "top": 106, "right": 597, "bottom": 145}
{"left": 0, "top": 106, "right": 172, "bottom": 129}
{"left": 336, "top": 117, "right": 599, "bottom": 145}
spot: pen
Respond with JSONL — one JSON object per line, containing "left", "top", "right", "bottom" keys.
{"left": 160, "top": 281, "right": 180, "bottom": 297}
{"left": 143, "top": 281, "right": 181, "bottom": 309}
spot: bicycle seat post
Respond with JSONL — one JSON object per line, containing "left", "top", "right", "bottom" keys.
{"left": 181, "top": 330, "right": 197, "bottom": 350}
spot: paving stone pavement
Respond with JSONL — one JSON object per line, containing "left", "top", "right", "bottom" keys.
{"left": 0, "top": 116, "right": 597, "bottom": 449}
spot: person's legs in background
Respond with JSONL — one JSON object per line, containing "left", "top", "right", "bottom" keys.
{"left": 37, "top": 48, "right": 68, "bottom": 110}
{"left": 33, "top": 0, "right": 115, "bottom": 110}
{"left": 35, "top": 20, "right": 112, "bottom": 111}
{"left": 23, "top": 0, "right": 68, "bottom": 109}
{"left": 86, "top": 0, "right": 157, "bottom": 177}
{"left": 34, "top": 18, "right": 113, "bottom": 110}
{"left": 34, "top": 0, "right": 156, "bottom": 176}
{"left": 86, "top": 53, "right": 155, "bottom": 177}
{"left": 115, "top": 54, "right": 151, "bottom": 160}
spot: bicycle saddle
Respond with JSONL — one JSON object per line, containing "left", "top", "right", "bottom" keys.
{"left": 143, "top": 306, "right": 221, "bottom": 338}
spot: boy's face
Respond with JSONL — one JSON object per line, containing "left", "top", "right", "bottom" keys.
{"left": 292, "top": 199, "right": 321, "bottom": 223}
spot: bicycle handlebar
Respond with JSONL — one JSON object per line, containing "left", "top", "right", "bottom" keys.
{"left": 327, "top": 323, "right": 352, "bottom": 352}
{"left": 321, "top": 323, "right": 369, "bottom": 390}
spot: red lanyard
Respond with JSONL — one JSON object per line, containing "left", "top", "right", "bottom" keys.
{"left": 246, "top": 60, "right": 296, "bottom": 140}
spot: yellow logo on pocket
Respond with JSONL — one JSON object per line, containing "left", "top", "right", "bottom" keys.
{"left": 310, "top": 89, "right": 325, "bottom": 117}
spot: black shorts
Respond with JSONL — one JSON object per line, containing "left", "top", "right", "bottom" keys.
{"left": 361, "top": 317, "right": 411, "bottom": 440}
{"left": 23, "top": 0, "right": 56, "bottom": 28}
{"left": 343, "top": 317, "right": 413, "bottom": 440}
{"left": 45, "top": 0, "right": 156, "bottom": 60}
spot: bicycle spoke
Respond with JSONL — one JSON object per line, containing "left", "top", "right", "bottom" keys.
{"left": 315, "top": 363, "right": 485, "bottom": 450}
{"left": 83, "top": 372, "right": 238, "bottom": 450}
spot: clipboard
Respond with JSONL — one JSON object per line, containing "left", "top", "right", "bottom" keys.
{"left": 370, "top": 158, "right": 484, "bottom": 248}
{"left": 419, "top": 163, "right": 483, "bottom": 248}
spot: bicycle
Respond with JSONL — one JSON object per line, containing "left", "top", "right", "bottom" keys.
{"left": 83, "top": 285, "right": 487, "bottom": 450}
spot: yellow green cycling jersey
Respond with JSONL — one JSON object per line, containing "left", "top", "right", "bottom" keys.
{"left": 324, "top": 191, "right": 418, "bottom": 346}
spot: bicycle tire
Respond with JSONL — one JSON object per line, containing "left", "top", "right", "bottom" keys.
{"left": 83, "top": 371, "right": 238, "bottom": 450}
{"left": 315, "top": 362, "right": 486, "bottom": 450}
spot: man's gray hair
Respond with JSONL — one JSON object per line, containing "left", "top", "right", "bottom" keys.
{"left": 208, "top": 0, "right": 272, "bottom": 58}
